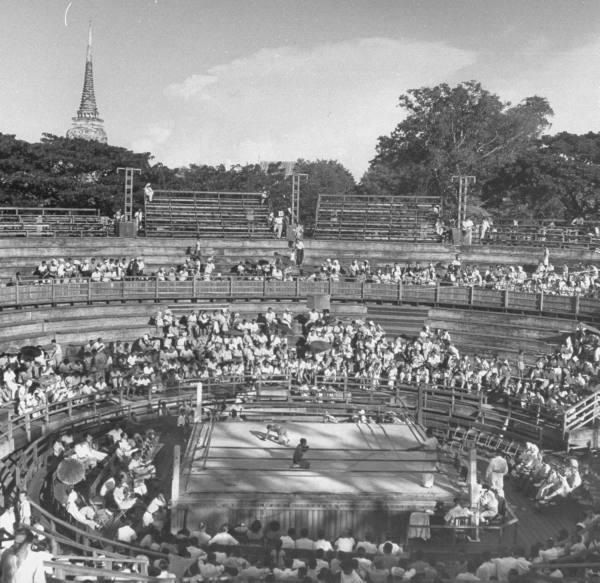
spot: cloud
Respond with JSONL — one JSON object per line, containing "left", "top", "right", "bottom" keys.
{"left": 460, "top": 36, "right": 600, "bottom": 138}
{"left": 165, "top": 74, "right": 218, "bottom": 101}
{"left": 151, "top": 37, "right": 475, "bottom": 178}
{"left": 130, "top": 122, "right": 173, "bottom": 154}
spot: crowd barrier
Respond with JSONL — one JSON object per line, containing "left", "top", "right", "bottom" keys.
{"left": 0, "top": 278, "right": 595, "bottom": 320}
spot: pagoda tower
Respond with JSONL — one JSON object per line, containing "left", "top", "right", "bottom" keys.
{"left": 66, "top": 23, "right": 107, "bottom": 143}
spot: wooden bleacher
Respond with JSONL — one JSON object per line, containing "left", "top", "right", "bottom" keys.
{"left": 0, "top": 207, "right": 109, "bottom": 237}
{"left": 145, "top": 190, "right": 271, "bottom": 237}
{"left": 485, "top": 218, "right": 600, "bottom": 249}
{"left": 314, "top": 193, "right": 440, "bottom": 241}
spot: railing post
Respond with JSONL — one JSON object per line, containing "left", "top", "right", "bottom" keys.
{"left": 573, "top": 295, "right": 580, "bottom": 316}
{"left": 92, "top": 394, "right": 97, "bottom": 416}
{"left": 503, "top": 289, "right": 509, "bottom": 310}
{"left": 7, "top": 412, "right": 13, "bottom": 443}
{"left": 67, "top": 398, "right": 73, "bottom": 418}
{"left": 51, "top": 279, "right": 56, "bottom": 305}
{"left": 262, "top": 278, "right": 267, "bottom": 298}
{"left": 228, "top": 277, "right": 233, "bottom": 298}
{"left": 295, "top": 277, "right": 300, "bottom": 298}
{"left": 121, "top": 278, "right": 126, "bottom": 299}
{"left": 155, "top": 277, "right": 160, "bottom": 302}
{"left": 468, "top": 286, "right": 474, "bottom": 307}
{"left": 14, "top": 280, "right": 19, "bottom": 307}
{"left": 361, "top": 281, "right": 365, "bottom": 302}
{"left": 87, "top": 278, "right": 92, "bottom": 304}
{"left": 416, "top": 385, "right": 424, "bottom": 425}
{"left": 24, "top": 413, "right": 31, "bottom": 442}
{"left": 44, "top": 401, "right": 50, "bottom": 428}
{"left": 192, "top": 275, "right": 197, "bottom": 299}
{"left": 328, "top": 279, "right": 332, "bottom": 296}
{"left": 538, "top": 291, "right": 544, "bottom": 313}
{"left": 398, "top": 280, "right": 403, "bottom": 303}
{"left": 434, "top": 282, "right": 440, "bottom": 305}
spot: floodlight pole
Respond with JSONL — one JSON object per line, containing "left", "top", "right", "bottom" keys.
{"left": 117, "top": 167, "right": 141, "bottom": 221}
{"left": 291, "top": 173, "right": 308, "bottom": 225}
{"left": 452, "top": 175, "right": 476, "bottom": 225}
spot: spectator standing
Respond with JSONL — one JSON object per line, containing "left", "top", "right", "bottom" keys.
{"left": 274, "top": 212, "right": 284, "bottom": 239}
{"left": 486, "top": 452, "right": 509, "bottom": 497}
{"left": 295, "top": 239, "right": 305, "bottom": 267}
{"left": 0, "top": 527, "right": 45, "bottom": 583}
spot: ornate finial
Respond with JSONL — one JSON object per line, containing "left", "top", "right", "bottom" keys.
{"left": 87, "top": 21, "right": 92, "bottom": 62}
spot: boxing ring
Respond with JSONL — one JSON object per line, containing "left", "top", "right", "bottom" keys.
{"left": 175, "top": 421, "right": 459, "bottom": 538}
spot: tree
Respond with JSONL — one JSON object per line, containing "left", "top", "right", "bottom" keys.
{"left": 0, "top": 133, "right": 154, "bottom": 215}
{"left": 361, "top": 81, "right": 553, "bottom": 218}
{"left": 483, "top": 132, "right": 600, "bottom": 220}
{"left": 292, "top": 159, "right": 356, "bottom": 226}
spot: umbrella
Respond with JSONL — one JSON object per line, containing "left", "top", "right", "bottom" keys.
{"left": 20, "top": 345, "right": 42, "bottom": 360}
{"left": 56, "top": 458, "right": 85, "bottom": 485}
{"left": 309, "top": 340, "right": 332, "bottom": 353}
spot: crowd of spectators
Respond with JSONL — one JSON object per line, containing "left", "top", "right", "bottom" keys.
{"left": 49, "top": 424, "right": 165, "bottom": 538}
{"left": 16, "top": 244, "right": 600, "bottom": 302}
{"left": 2, "top": 302, "right": 600, "bottom": 423}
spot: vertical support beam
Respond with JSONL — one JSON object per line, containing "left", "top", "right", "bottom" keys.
{"left": 195, "top": 382, "right": 203, "bottom": 422}
{"left": 468, "top": 448, "right": 478, "bottom": 507}
{"left": 24, "top": 413, "right": 31, "bottom": 442}
{"left": 538, "top": 291, "right": 544, "bottom": 313}
{"left": 171, "top": 445, "right": 181, "bottom": 528}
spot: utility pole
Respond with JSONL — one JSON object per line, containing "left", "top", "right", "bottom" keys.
{"left": 117, "top": 167, "right": 141, "bottom": 221}
{"left": 291, "top": 173, "right": 308, "bottom": 226}
{"left": 452, "top": 175, "right": 476, "bottom": 226}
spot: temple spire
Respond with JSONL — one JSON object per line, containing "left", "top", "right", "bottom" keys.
{"left": 66, "top": 21, "right": 107, "bottom": 143}
{"left": 87, "top": 21, "right": 92, "bottom": 62}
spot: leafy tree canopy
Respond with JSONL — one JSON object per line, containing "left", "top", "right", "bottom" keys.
{"left": 483, "top": 132, "right": 600, "bottom": 221}
{"left": 361, "top": 81, "right": 553, "bottom": 214}
{"left": 0, "top": 133, "right": 356, "bottom": 223}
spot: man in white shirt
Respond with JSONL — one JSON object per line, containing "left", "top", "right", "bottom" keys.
{"left": 208, "top": 525, "right": 239, "bottom": 546}
{"left": 295, "top": 527, "right": 315, "bottom": 550}
{"left": 314, "top": 531, "right": 333, "bottom": 552}
{"left": 279, "top": 527, "right": 296, "bottom": 549}
{"left": 486, "top": 452, "right": 509, "bottom": 497}
{"left": 355, "top": 533, "right": 377, "bottom": 555}
{"left": 117, "top": 520, "right": 138, "bottom": 543}
{"left": 335, "top": 529, "right": 355, "bottom": 553}
{"left": 475, "top": 551, "right": 496, "bottom": 582}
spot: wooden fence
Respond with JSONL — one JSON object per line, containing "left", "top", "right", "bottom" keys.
{"left": 0, "top": 278, "right": 596, "bottom": 320}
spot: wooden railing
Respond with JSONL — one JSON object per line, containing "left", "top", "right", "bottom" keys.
{"left": 0, "top": 374, "right": 565, "bottom": 465}
{"left": 0, "top": 278, "right": 596, "bottom": 320}
{"left": 563, "top": 391, "right": 600, "bottom": 435}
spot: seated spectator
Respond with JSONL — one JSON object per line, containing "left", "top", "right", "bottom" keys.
{"left": 445, "top": 498, "right": 473, "bottom": 525}
{"left": 208, "top": 524, "right": 239, "bottom": 546}
{"left": 295, "top": 527, "right": 315, "bottom": 550}
{"left": 246, "top": 519, "right": 264, "bottom": 543}
{"left": 373, "top": 542, "right": 398, "bottom": 571}
{"left": 280, "top": 527, "right": 297, "bottom": 549}
{"left": 335, "top": 528, "right": 355, "bottom": 553}
{"left": 478, "top": 485, "right": 499, "bottom": 523}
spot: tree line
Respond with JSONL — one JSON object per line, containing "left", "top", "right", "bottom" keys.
{"left": 1, "top": 80, "right": 599, "bottom": 223}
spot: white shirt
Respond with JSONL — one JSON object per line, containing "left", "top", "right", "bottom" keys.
{"left": 335, "top": 536, "right": 355, "bottom": 552}
{"left": 117, "top": 524, "right": 138, "bottom": 543}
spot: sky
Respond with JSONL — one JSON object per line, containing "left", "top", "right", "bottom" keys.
{"left": 1, "top": 0, "right": 600, "bottom": 179}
